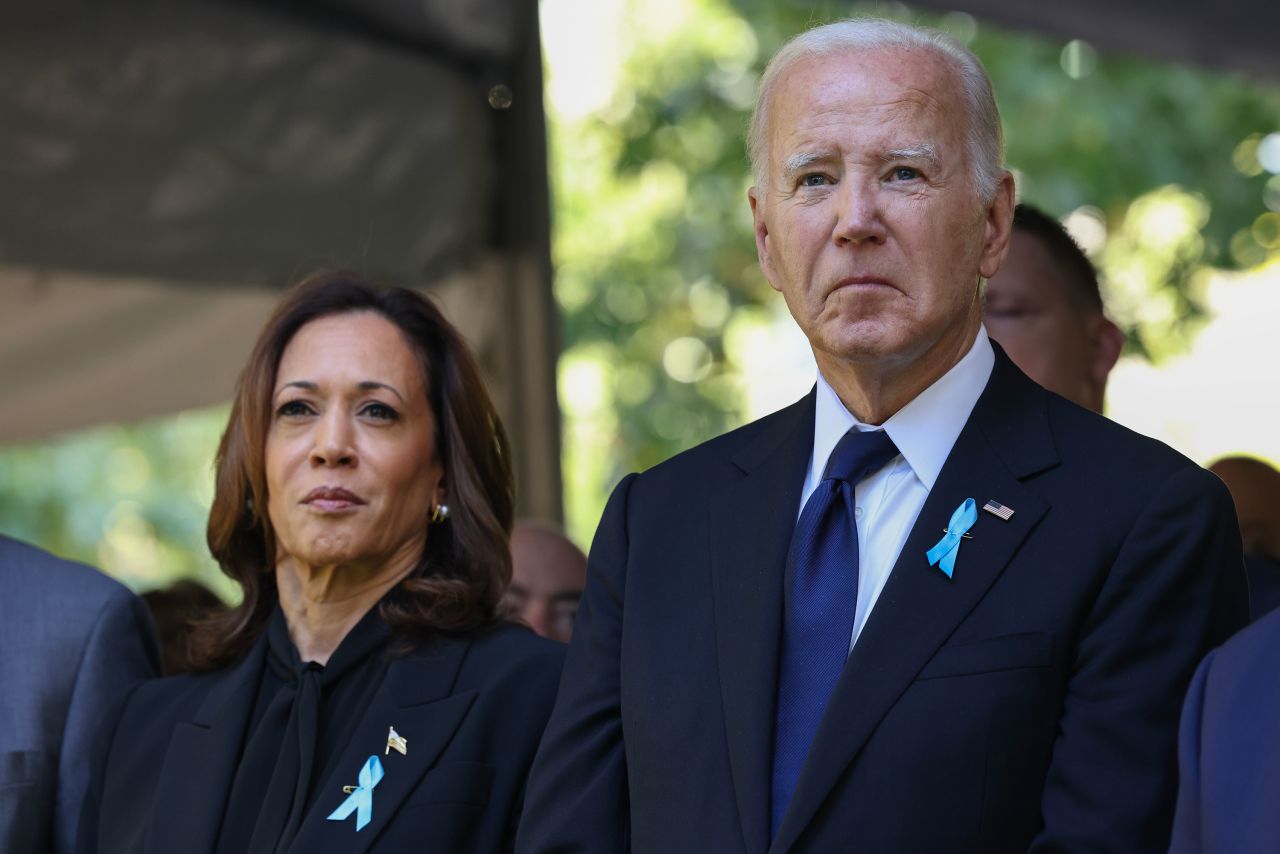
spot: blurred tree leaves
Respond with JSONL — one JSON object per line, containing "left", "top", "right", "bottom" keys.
{"left": 0, "top": 405, "right": 238, "bottom": 598}
{"left": 551, "top": 0, "right": 1280, "bottom": 543}
{"left": 2, "top": 0, "right": 1278, "bottom": 571}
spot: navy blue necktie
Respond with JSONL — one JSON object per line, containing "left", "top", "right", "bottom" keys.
{"left": 771, "top": 428, "right": 899, "bottom": 837}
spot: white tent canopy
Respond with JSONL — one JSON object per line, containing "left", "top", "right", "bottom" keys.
{"left": 0, "top": 0, "right": 562, "bottom": 519}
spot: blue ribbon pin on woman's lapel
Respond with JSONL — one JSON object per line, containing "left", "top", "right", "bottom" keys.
{"left": 327, "top": 755, "right": 385, "bottom": 831}
{"left": 926, "top": 498, "right": 978, "bottom": 579}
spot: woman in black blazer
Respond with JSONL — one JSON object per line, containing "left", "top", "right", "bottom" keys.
{"left": 80, "top": 272, "right": 563, "bottom": 854}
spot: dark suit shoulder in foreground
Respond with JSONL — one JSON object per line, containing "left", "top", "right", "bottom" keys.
{"left": 1170, "top": 607, "right": 1280, "bottom": 853}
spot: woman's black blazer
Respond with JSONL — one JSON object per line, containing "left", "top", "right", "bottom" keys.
{"left": 80, "top": 623, "right": 564, "bottom": 854}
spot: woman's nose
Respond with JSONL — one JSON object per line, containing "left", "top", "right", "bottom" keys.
{"left": 310, "top": 411, "right": 356, "bottom": 468}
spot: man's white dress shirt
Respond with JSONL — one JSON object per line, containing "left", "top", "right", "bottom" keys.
{"left": 798, "top": 326, "right": 995, "bottom": 650}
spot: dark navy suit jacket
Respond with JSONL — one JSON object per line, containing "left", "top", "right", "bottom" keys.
{"left": 82, "top": 622, "right": 563, "bottom": 854}
{"left": 1169, "top": 606, "right": 1280, "bottom": 852}
{"left": 0, "top": 535, "right": 158, "bottom": 854}
{"left": 517, "top": 349, "right": 1247, "bottom": 854}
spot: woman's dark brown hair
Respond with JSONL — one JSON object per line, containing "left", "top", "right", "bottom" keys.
{"left": 192, "top": 270, "right": 515, "bottom": 669}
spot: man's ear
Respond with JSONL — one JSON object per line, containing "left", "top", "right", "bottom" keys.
{"left": 978, "top": 172, "right": 1016, "bottom": 280}
{"left": 1089, "top": 315, "right": 1125, "bottom": 386}
{"left": 749, "top": 186, "right": 782, "bottom": 293}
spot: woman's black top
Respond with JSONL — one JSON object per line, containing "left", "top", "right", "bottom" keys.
{"left": 82, "top": 599, "right": 564, "bottom": 854}
{"left": 215, "top": 605, "right": 390, "bottom": 854}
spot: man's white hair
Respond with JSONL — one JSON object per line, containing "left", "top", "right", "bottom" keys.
{"left": 747, "top": 19, "right": 1005, "bottom": 203}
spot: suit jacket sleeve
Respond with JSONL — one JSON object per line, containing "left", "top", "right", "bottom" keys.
{"left": 1031, "top": 465, "right": 1246, "bottom": 852}
{"left": 56, "top": 585, "right": 158, "bottom": 854}
{"left": 516, "top": 474, "right": 637, "bottom": 852}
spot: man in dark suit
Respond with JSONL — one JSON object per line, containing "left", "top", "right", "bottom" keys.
{"left": 0, "top": 534, "right": 158, "bottom": 854}
{"left": 1169, "top": 606, "right": 1280, "bottom": 852}
{"left": 517, "top": 18, "right": 1246, "bottom": 854}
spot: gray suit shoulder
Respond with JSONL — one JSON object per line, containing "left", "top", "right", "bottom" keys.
{"left": 0, "top": 534, "right": 137, "bottom": 617}
{"left": 1204, "top": 605, "right": 1280, "bottom": 673}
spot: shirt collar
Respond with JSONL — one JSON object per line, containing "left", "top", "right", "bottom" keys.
{"left": 811, "top": 325, "right": 994, "bottom": 490}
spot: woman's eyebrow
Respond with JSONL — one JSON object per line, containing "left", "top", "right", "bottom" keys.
{"left": 276, "top": 380, "right": 318, "bottom": 396}
{"left": 274, "top": 379, "right": 405, "bottom": 404}
{"left": 357, "top": 380, "right": 405, "bottom": 403}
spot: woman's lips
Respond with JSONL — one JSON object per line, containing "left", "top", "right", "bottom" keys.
{"left": 301, "top": 486, "right": 366, "bottom": 511}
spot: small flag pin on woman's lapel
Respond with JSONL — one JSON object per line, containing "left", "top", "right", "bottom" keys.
{"left": 385, "top": 726, "right": 407, "bottom": 756}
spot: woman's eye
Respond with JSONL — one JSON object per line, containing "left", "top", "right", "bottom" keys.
{"left": 362, "top": 402, "right": 399, "bottom": 421}
{"left": 892, "top": 167, "right": 920, "bottom": 181}
{"left": 276, "top": 400, "right": 314, "bottom": 417}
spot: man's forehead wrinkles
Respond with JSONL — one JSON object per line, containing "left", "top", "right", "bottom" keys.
{"left": 790, "top": 73, "right": 945, "bottom": 107}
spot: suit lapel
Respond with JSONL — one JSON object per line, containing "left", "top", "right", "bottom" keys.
{"left": 288, "top": 635, "right": 476, "bottom": 854}
{"left": 710, "top": 392, "right": 815, "bottom": 854}
{"left": 145, "top": 639, "right": 267, "bottom": 854}
{"left": 771, "top": 351, "right": 1059, "bottom": 853}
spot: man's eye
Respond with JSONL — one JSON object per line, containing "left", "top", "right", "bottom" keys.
{"left": 276, "top": 400, "right": 314, "bottom": 417}
{"left": 801, "top": 174, "right": 831, "bottom": 187}
{"left": 361, "top": 402, "right": 399, "bottom": 421}
{"left": 891, "top": 167, "right": 920, "bottom": 181}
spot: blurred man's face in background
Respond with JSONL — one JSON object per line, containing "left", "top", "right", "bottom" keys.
{"left": 1209, "top": 457, "right": 1280, "bottom": 558}
{"left": 984, "top": 229, "right": 1122, "bottom": 413}
{"left": 507, "top": 522, "right": 587, "bottom": 643}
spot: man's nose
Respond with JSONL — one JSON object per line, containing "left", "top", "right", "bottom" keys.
{"left": 832, "top": 181, "right": 887, "bottom": 246}
{"left": 311, "top": 410, "right": 356, "bottom": 467}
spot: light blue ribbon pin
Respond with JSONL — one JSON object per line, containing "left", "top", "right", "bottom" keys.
{"left": 926, "top": 498, "right": 978, "bottom": 579}
{"left": 327, "top": 755, "right": 384, "bottom": 831}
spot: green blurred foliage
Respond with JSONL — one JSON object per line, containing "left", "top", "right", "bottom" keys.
{"left": 2, "top": 0, "right": 1278, "bottom": 572}
{"left": 552, "top": 0, "right": 1280, "bottom": 544}
{"left": 0, "top": 406, "right": 237, "bottom": 600}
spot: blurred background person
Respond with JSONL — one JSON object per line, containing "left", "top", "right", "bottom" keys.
{"left": 141, "top": 579, "right": 227, "bottom": 676}
{"left": 506, "top": 520, "right": 587, "bottom": 643}
{"left": 81, "top": 272, "right": 563, "bottom": 854}
{"left": 984, "top": 203, "right": 1125, "bottom": 413}
{"left": 0, "top": 534, "right": 157, "bottom": 854}
{"left": 1209, "top": 455, "right": 1280, "bottom": 620}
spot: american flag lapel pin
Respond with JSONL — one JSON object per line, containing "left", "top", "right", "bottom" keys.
{"left": 982, "top": 499, "right": 1014, "bottom": 521}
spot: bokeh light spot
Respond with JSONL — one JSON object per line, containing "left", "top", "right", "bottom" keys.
{"left": 106, "top": 446, "right": 152, "bottom": 495}
{"left": 1233, "top": 134, "right": 1264, "bottom": 177}
{"left": 1060, "top": 40, "right": 1098, "bottom": 79}
{"left": 662, "top": 336, "right": 713, "bottom": 383}
{"left": 1257, "top": 132, "right": 1280, "bottom": 174}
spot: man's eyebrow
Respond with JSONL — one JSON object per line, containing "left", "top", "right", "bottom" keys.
{"left": 275, "top": 379, "right": 406, "bottom": 403}
{"left": 881, "top": 144, "right": 940, "bottom": 168}
{"left": 781, "top": 151, "right": 831, "bottom": 179}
